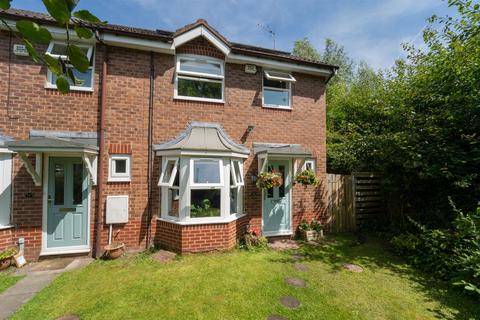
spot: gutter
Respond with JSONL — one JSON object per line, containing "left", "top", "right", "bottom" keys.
{"left": 325, "top": 68, "right": 338, "bottom": 85}
{"left": 94, "top": 44, "right": 108, "bottom": 258}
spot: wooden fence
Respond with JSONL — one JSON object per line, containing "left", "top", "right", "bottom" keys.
{"left": 327, "top": 172, "right": 383, "bottom": 232}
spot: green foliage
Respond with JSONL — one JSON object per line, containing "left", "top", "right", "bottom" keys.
{"left": 190, "top": 199, "right": 219, "bottom": 218}
{"left": 391, "top": 205, "right": 480, "bottom": 297}
{"left": 292, "top": 37, "right": 321, "bottom": 61}
{"left": 294, "top": 169, "right": 319, "bottom": 186}
{"left": 0, "top": 247, "right": 17, "bottom": 260}
{"left": 298, "top": 220, "right": 324, "bottom": 232}
{"left": 0, "top": 0, "right": 11, "bottom": 10}
{"left": 239, "top": 230, "right": 268, "bottom": 251}
{"left": 256, "top": 171, "right": 282, "bottom": 189}
{"left": 0, "top": 0, "right": 102, "bottom": 93}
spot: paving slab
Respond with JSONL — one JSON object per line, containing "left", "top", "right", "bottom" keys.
{"left": 279, "top": 296, "right": 301, "bottom": 309}
{"left": 266, "top": 315, "right": 288, "bottom": 320}
{"left": 293, "top": 263, "right": 310, "bottom": 272}
{"left": 152, "top": 250, "right": 176, "bottom": 263}
{"left": 268, "top": 240, "right": 300, "bottom": 251}
{"left": 343, "top": 263, "right": 364, "bottom": 273}
{"left": 284, "top": 277, "right": 307, "bottom": 288}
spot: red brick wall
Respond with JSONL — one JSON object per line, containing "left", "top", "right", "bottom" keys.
{"left": 0, "top": 31, "right": 327, "bottom": 259}
{"left": 0, "top": 228, "right": 14, "bottom": 251}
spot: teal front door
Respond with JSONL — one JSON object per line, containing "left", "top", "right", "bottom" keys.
{"left": 262, "top": 160, "right": 291, "bottom": 236}
{"left": 47, "top": 157, "right": 88, "bottom": 249}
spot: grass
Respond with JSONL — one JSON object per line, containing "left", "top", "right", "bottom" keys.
{"left": 12, "top": 234, "right": 480, "bottom": 320}
{"left": 0, "top": 271, "right": 23, "bottom": 294}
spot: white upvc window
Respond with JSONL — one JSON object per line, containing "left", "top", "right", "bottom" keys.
{"left": 45, "top": 41, "right": 95, "bottom": 92}
{"left": 0, "top": 153, "right": 12, "bottom": 227}
{"left": 303, "top": 159, "right": 316, "bottom": 172}
{"left": 263, "top": 70, "right": 296, "bottom": 109}
{"left": 159, "top": 156, "right": 244, "bottom": 223}
{"left": 108, "top": 155, "right": 131, "bottom": 182}
{"left": 175, "top": 55, "right": 225, "bottom": 103}
{"left": 230, "top": 160, "right": 244, "bottom": 215}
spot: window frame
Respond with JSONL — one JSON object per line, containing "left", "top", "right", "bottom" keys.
{"left": 108, "top": 154, "right": 131, "bottom": 182}
{"left": 303, "top": 159, "right": 316, "bottom": 172}
{"left": 158, "top": 157, "right": 179, "bottom": 187}
{"left": 230, "top": 159, "right": 244, "bottom": 187}
{"left": 174, "top": 54, "right": 225, "bottom": 103}
{"left": 262, "top": 70, "right": 294, "bottom": 110}
{"left": 190, "top": 158, "right": 224, "bottom": 188}
{"left": 0, "top": 153, "right": 12, "bottom": 228}
{"left": 45, "top": 41, "right": 95, "bottom": 92}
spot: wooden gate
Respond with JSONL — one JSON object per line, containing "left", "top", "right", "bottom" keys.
{"left": 327, "top": 172, "right": 383, "bottom": 232}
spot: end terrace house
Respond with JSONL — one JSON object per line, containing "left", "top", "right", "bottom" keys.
{"left": 0, "top": 8, "right": 338, "bottom": 261}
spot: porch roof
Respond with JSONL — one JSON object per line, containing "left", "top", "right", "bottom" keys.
{"left": 0, "top": 132, "right": 13, "bottom": 147}
{"left": 253, "top": 143, "right": 312, "bottom": 157}
{"left": 154, "top": 122, "right": 250, "bottom": 156}
{"left": 6, "top": 130, "right": 98, "bottom": 154}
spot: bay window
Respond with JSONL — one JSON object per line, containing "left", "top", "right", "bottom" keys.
{"left": 45, "top": 42, "right": 94, "bottom": 91}
{"left": 175, "top": 55, "right": 225, "bottom": 102}
{"left": 159, "top": 157, "right": 244, "bottom": 223}
{"left": 263, "top": 70, "right": 296, "bottom": 109}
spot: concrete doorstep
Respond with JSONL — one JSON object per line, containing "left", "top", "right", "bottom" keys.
{"left": 0, "top": 258, "right": 92, "bottom": 320}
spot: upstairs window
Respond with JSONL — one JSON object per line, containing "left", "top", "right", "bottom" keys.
{"left": 108, "top": 155, "right": 131, "bottom": 182}
{"left": 175, "top": 55, "right": 224, "bottom": 103}
{"left": 263, "top": 70, "right": 296, "bottom": 109}
{"left": 45, "top": 42, "right": 94, "bottom": 91}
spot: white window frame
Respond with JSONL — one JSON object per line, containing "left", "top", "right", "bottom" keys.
{"left": 158, "top": 157, "right": 179, "bottom": 187}
{"left": 108, "top": 155, "right": 131, "bottom": 182}
{"left": 303, "top": 159, "right": 316, "bottom": 172}
{"left": 0, "top": 153, "right": 12, "bottom": 228}
{"left": 174, "top": 54, "right": 225, "bottom": 103}
{"left": 230, "top": 159, "right": 244, "bottom": 187}
{"left": 190, "top": 158, "right": 224, "bottom": 188}
{"left": 262, "top": 70, "right": 294, "bottom": 110}
{"left": 45, "top": 41, "right": 95, "bottom": 92}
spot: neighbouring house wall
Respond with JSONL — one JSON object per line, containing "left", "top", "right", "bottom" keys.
{"left": 0, "top": 30, "right": 327, "bottom": 259}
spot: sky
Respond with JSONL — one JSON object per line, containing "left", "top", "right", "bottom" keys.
{"left": 13, "top": 0, "right": 456, "bottom": 70}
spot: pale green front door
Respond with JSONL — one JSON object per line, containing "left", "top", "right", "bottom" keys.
{"left": 262, "top": 160, "right": 291, "bottom": 235}
{"left": 47, "top": 157, "right": 88, "bottom": 249}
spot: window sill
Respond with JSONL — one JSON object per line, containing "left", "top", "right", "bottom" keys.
{"left": 262, "top": 104, "right": 292, "bottom": 111}
{"left": 157, "top": 213, "right": 246, "bottom": 226}
{"left": 174, "top": 96, "right": 225, "bottom": 104}
{"left": 45, "top": 83, "right": 94, "bottom": 93}
{"left": 0, "top": 225, "right": 14, "bottom": 231}
{"left": 108, "top": 177, "right": 131, "bottom": 183}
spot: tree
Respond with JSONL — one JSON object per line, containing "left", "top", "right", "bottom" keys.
{"left": 292, "top": 37, "right": 321, "bottom": 61}
{"left": 0, "top": 0, "right": 103, "bottom": 93}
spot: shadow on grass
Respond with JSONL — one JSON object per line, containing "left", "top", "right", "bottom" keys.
{"left": 270, "top": 234, "right": 479, "bottom": 320}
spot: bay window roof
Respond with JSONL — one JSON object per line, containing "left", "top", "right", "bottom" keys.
{"left": 0, "top": 132, "right": 13, "bottom": 147}
{"left": 154, "top": 122, "right": 249, "bottom": 157}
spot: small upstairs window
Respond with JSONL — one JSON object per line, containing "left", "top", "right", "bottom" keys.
{"left": 263, "top": 70, "right": 296, "bottom": 109}
{"left": 45, "top": 42, "right": 94, "bottom": 91}
{"left": 175, "top": 55, "right": 224, "bottom": 103}
{"left": 108, "top": 155, "right": 131, "bottom": 182}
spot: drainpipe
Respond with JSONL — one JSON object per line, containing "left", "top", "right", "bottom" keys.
{"left": 94, "top": 44, "right": 108, "bottom": 258}
{"left": 325, "top": 68, "right": 338, "bottom": 85}
{"left": 146, "top": 51, "right": 155, "bottom": 248}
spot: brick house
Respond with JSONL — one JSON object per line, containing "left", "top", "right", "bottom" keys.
{"left": 0, "top": 8, "right": 337, "bottom": 261}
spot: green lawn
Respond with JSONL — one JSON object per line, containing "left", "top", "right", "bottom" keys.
{"left": 12, "top": 235, "right": 480, "bottom": 320}
{"left": 0, "top": 272, "right": 22, "bottom": 294}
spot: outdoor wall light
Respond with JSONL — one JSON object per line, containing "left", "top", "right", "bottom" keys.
{"left": 246, "top": 125, "right": 255, "bottom": 133}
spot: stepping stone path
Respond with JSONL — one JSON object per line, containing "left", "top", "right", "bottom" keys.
{"left": 266, "top": 315, "right": 288, "bottom": 320}
{"left": 343, "top": 263, "right": 364, "bottom": 273}
{"left": 285, "top": 277, "right": 307, "bottom": 288}
{"left": 56, "top": 315, "right": 80, "bottom": 320}
{"left": 293, "top": 263, "right": 309, "bottom": 272}
{"left": 291, "top": 253, "right": 304, "bottom": 261}
{"left": 268, "top": 239, "right": 300, "bottom": 251}
{"left": 279, "top": 296, "right": 301, "bottom": 309}
{"left": 152, "top": 250, "right": 176, "bottom": 263}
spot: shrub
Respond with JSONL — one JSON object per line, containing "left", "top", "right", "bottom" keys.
{"left": 391, "top": 205, "right": 480, "bottom": 297}
{"left": 239, "top": 227, "right": 268, "bottom": 251}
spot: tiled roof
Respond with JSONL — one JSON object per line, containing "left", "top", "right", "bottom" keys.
{"left": 0, "top": 8, "right": 338, "bottom": 70}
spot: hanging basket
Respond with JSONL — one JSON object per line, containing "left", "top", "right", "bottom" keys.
{"left": 294, "top": 169, "right": 319, "bottom": 186}
{"left": 256, "top": 171, "right": 283, "bottom": 189}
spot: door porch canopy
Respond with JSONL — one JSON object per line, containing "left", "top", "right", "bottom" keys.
{"left": 6, "top": 131, "right": 98, "bottom": 186}
{"left": 253, "top": 143, "right": 312, "bottom": 175}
